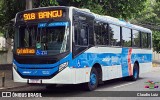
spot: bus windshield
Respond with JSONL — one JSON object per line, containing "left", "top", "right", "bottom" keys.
{"left": 15, "top": 22, "right": 70, "bottom": 56}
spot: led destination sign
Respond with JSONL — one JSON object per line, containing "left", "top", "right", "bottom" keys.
{"left": 17, "top": 48, "right": 35, "bottom": 55}
{"left": 23, "top": 10, "right": 63, "bottom": 21}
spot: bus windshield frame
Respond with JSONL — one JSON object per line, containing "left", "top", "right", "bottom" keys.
{"left": 14, "top": 7, "right": 70, "bottom": 56}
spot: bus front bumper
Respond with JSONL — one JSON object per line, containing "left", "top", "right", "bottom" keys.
{"left": 13, "top": 66, "right": 91, "bottom": 84}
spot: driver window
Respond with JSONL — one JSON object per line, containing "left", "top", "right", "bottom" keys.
{"left": 74, "top": 23, "right": 88, "bottom": 46}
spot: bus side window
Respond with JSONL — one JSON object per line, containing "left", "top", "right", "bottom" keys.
{"left": 109, "top": 24, "right": 121, "bottom": 46}
{"left": 74, "top": 22, "right": 88, "bottom": 46}
{"left": 141, "top": 32, "right": 151, "bottom": 49}
{"left": 132, "top": 30, "right": 140, "bottom": 48}
{"left": 122, "top": 27, "right": 131, "bottom": 47}
{"left": 141, "top": 32, "right": 148, "bottom": 48}
{"left": 147, "top": 33, "right": 151, "bottom": 48}
{"left": 80, "top": 29, "right": 87, "bottom": 45}
{"left": 74, "top": 22, "right": 79, "bottom": 45}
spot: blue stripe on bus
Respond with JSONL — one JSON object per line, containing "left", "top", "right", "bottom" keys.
{"left": 69, "top": 53, "right": 152, "bottom": 68}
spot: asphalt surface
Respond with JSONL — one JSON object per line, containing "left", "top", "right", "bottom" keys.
{"left": 0, "top": 67, "right": 160, "bottom": 100}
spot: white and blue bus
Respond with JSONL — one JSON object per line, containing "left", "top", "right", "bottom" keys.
{"left": 13, "top": 6, "right": 152, "bottom": 91}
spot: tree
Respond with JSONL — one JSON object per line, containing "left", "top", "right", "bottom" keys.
{"left": 152, "top": 31, "right": 160, "bottom": 52}
{"left": 33, "top": 0, "right": 147, "bottom": 19}
{"left": 131, "top": 0, "right": 160, "bottom": 52}
{"left": 0, "top": 0, "right": 25, "bottom": 38}
{"left": 104, "top": 0, "right": 147, "bottom": 19}
{"left": 33, "top": 0, "right": 59, "bottom": 7}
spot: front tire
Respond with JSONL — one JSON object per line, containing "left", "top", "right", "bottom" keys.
{"left": 84, "top": 67, "right": 98, "bottom": 91}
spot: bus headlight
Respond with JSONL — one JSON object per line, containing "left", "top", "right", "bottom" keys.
{"left": 59, "top": 62, "right": 68, "bottom": 72}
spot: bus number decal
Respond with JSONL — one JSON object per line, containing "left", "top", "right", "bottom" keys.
{"left": 23, "top": 13, "right": 35, "bottom": 21}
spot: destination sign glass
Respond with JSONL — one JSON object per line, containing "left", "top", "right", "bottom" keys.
{"left": 23, "top": 10, "right": 63, "bottom": 21}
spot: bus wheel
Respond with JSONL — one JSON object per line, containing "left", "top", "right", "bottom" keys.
{"left": 84, "top": 67, "right": 98, "bottom": 91}
{"left": 130, "top": 63, "right": 139, "bottom": 81}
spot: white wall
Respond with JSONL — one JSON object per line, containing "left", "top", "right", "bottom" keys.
{"left": 0, "top": 37, "right": 6, "bottom": 50}
{"left": 153, "top": 51, "right": 160, "bottom": 61}
{"left": 0, "top": 37, "right": 13, "bottom": 64}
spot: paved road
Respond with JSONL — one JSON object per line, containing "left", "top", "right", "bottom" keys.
{"left": 0, "top": 67, "right": 160, "bottom": 100}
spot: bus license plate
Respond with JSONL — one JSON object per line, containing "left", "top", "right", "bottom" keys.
{"left": 29, "top": 79, "right": 41, "bottom": 83}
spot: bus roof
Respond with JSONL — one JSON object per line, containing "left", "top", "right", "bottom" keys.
{"left": 93, "top": 14, "right": 152, "bottom": 33}
{"left": 71, "top": 7, "right": 152, "bottom": 33}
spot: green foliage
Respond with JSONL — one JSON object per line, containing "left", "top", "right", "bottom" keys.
{"left": 0, "top": 0, "right": 25, "bottom": 26}
{"left": 104, "top": 0, "right": 147, "bottom": 19}
{"left": 33, "top": 0, "right": 59, "bottom": 7}
{"left": 0, "top": 0, "right": 25, "bottom": 38}
{"left": 33, "top": 0, "right": 147, "bottom": 19}
{"left": 134, "top": 0, "right": 160, "bottom": 25}
{"left": 132, "top": 0, "right": 160, "bottom": 52}
{"left": 152, "top": 31, "right": 160, "bottom": 52}
{"left": 55, "top": 0, "right": 147, "bottom": 19}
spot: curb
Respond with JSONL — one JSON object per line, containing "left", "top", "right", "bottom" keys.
{"left": 0, "top": 85, "right": 29, "bottom": 90}
{"left": 152, "top": 60, "right": 160, "bottom": 67}
{"left": 0, "top": 64, "right": 12, "bottom": 70}
{"left": 152, "top": 63, "right": 159, "bottom": 67}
